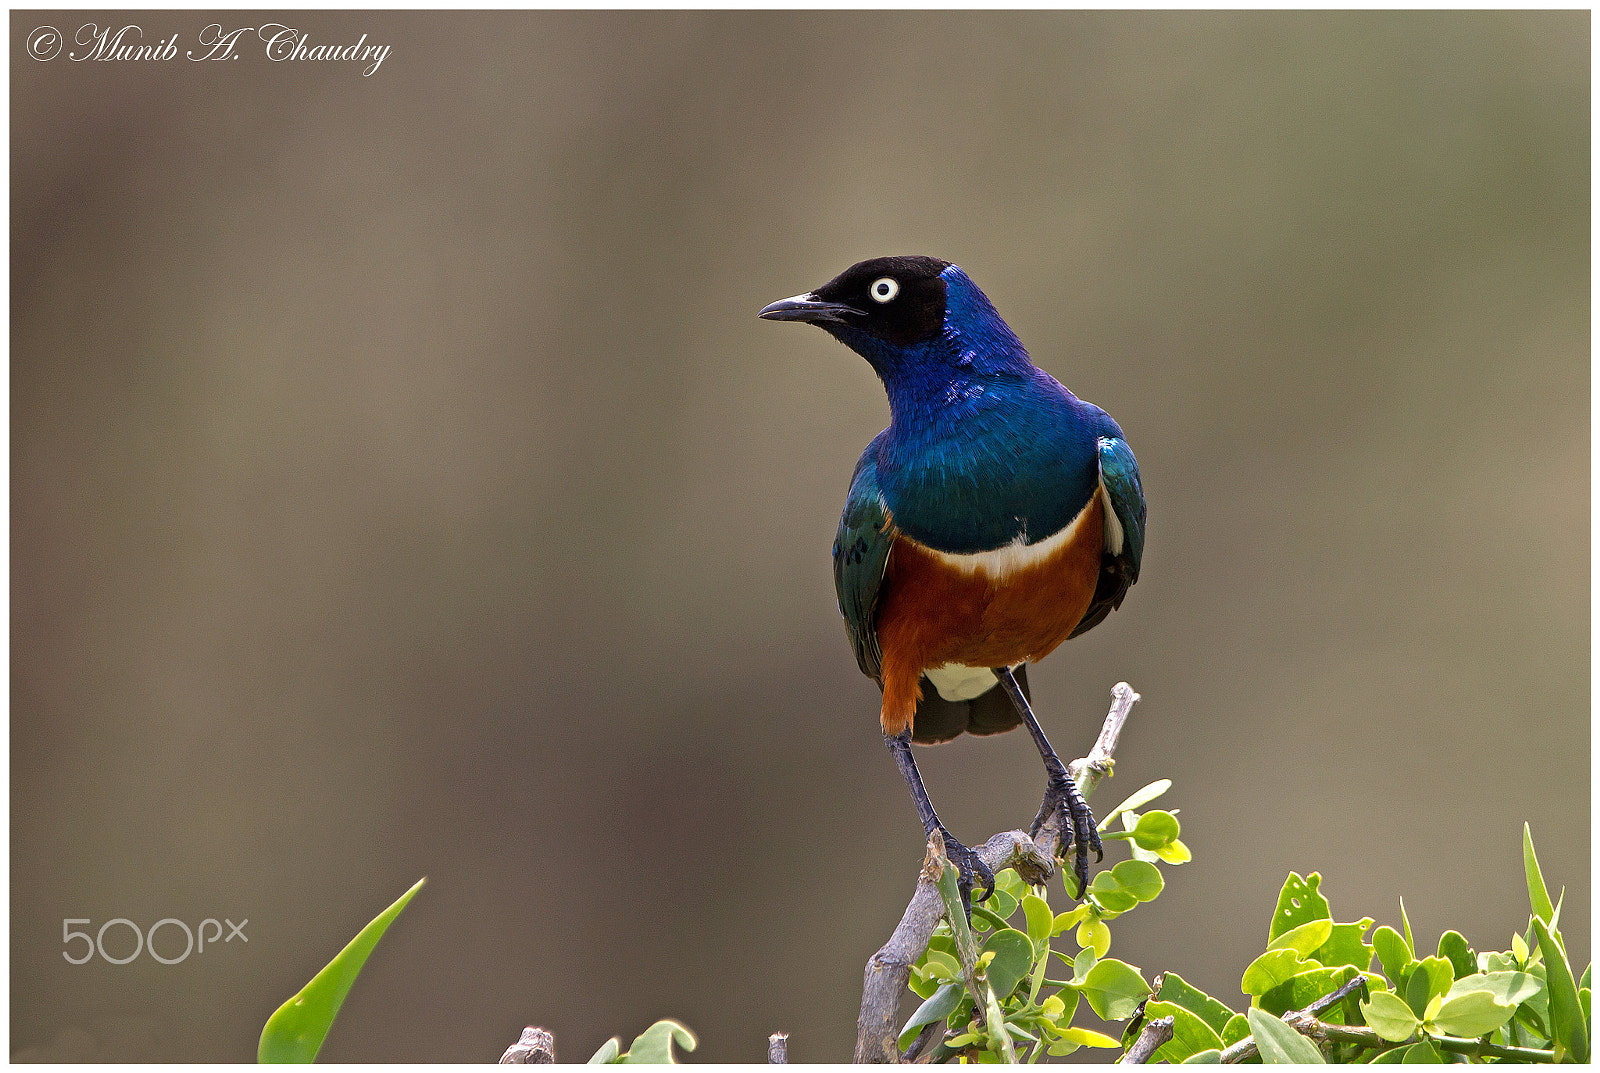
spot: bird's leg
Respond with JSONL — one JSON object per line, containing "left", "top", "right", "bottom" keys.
{"left": 885, "top": 730, "right": 995, "bottom": 918}
{"left": 992, "top": 666, "right": 1102, "bottom": 899}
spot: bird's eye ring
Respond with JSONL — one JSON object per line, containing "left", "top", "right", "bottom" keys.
{"left": 869, "top": 277, "right": 899, "bottom": 304}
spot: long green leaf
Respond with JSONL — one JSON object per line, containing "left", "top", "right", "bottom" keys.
{"left": 1532, "top": 916, "right": 1587, "bottom": 1062}
{"left": 1246, "top": 1008, "right": 1324, "bottom": 1063}
{"left": 1523, "top": 824, "right": 1556, "bottom": 925}
{"left": 258, "top": 877, "right": 426, "bottom": 1062}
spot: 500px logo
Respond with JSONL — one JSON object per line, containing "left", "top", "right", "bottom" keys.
{"left": 63, "top": 917, "right": 247, "bottom": 965}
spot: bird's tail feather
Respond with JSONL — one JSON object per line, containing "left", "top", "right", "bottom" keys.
{"left": 908, "top": 664, "right": 1030, "bottom": 744}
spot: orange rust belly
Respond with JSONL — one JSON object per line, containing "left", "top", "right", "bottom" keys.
{"left": 875, "top": 493, "right": 1104, "bottom": 736}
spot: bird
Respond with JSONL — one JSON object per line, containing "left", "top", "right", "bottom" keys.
{"left": 758, "top": 256, "right": 1146, "bottom": 911}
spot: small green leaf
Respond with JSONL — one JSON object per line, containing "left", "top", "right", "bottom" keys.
{"left": 588, "top": 1038, "right": 621, "bottom": 1064}
{"left": 1079, "top": 957, "right": 1151, "bottom": 1021}
{"left": 1155, "top": 971, "right": 1236, "bottom": 1035}
{"left": 1373, "top": 926, "right": 1413, "bottom": 983}
{"left": 1313, "top": 919, "right": 1376, "bottom": 972}
{"left": 1269, "top": 919, "right": 1334, "bottom": 959}
{"left": 620, "top": 1019, "right": 696, "bottom": 1064}
{"left": 1531, "top": 916, "right": 1587, "bottom": 1062}
{"left": 1270, "top": 872, "right": 1331, "bottom": 942}
{"left": 1242, "top": 949, "right": 1310, "bottom": 997}
{"left": 922, "top": 949, "right": 962, "bottom": 982}
{"left": 258, "top": 877, "right": 426, "bottom": 1063}
{"left": 1445, "top": 970, "right": 1542, "bottom": 1007}
{"left": 1112, "top": 859, "right": 1164, "bottom": 902}
{"left": 1022, "top": 894, "right": 1054, "bottom": 948}
{"left": 1523, "top": 824, "right": 1556, "bottom": 926}
{"left": 1102, "top": 779, "right": 1172, "bottom": 822}
{"left": 1258, "top": 965, "right": 1361, "bottom": 1019}
{"left": 1361, "top": 991, "right": 1420, "bottom": 1043}
{"left": 984, "top": 889, "right": 1020, "bottom": 922}
{"left": 1398, "top": 899, "right": 1415, "bottom": 959}
{"left": 981, "top": 929, "right": 1035, "bottom": 1000}
{"left": 993, "top": 868, "right": 1028, "bottom": 900}
{"left": 1132, "top": 810, "right": 1180, "bottom": 850}
{"left": 1077, "top": 916, "right": 1111, "bottom": 958}
{"left": 1054, "top": 1025, "right": 1121, "bottom": 1047}
{"left": 1399, "top": 1036, "right": 1442, "bottom": 1063}
{"left": 1246, "top": 1007, "right": 1325, "bottom": 1063}
{"left": 1220, "top": 1013, "right": 1251, "bottom": 1046}
{"left": 1052, "top": 904, "right": 1089, "bottom": 935}
{"left": 1429, "top": 990, "right": 1519, "bottom": 1038}
{"left": 899, "top": 982, "right": 966, "bottom": 1050}
{"left": 1183, "top": 1049, "right": 1223, "bottom": 1063}
{"left": 1435, "top": 931, "right": 1474, "bottom": 981}
{"left": 1156, "top": 839, "right": 1193, "bottom": 865}
{"left": 1072, "top": 945, "right": 1097, "bottom": 983}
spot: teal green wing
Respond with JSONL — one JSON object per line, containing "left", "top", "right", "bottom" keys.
{"left": 832, "top": 442, "right": 896, "bottom": 682}
{"left": 1070, "top": 434, "right": 1147, "bottom": 638}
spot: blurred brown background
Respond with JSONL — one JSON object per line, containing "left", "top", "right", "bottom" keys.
{"left": 11, "top": 10, "right": 1587, "bottom": 1063}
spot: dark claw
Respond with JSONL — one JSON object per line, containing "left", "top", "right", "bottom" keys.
{"left": 937, "top": 827, "right": 995, "bottom": 918}
{"left": 1030, "top": 773, "right": 1101, "bottom": 900}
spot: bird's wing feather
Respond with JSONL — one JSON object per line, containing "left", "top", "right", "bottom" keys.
{"left": 832, "top": 445, "right": 896, "bottom": 681}
{"left": 1070, "top": 434, "right": 1147, "bottom": 638}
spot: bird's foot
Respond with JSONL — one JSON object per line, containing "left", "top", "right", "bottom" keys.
{"left": 936, "top": 826, "right": 995, "bottom": 920}
{"left": 1030, "top": 772, "right": 1102, "bottom": 900}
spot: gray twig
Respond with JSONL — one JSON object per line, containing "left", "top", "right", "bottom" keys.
{"left": 1119, "top": 1015, "right": 1175, "bottom": 1064}
{"left": 499, "top": 1026, "right": 555, "bottom": 1064}
{"left": 768, "top": 1031, "right": 789, "bottom": 1063}
{"left": 853, "top": 683, "right": 1141, "bottom": 1063}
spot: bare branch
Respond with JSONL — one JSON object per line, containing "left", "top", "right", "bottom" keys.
{"left": 854, "top": 683, "right": 1142, "bottom": 1063}
{"left": 1119, "top": 1015, "right": 1174, "bottom": 1064}
{"left": 499, "top": 1026, "right": 555, "bottom": 1064}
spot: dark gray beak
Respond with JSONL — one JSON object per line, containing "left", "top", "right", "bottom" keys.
{"left": 758, "top": 292, "right": 858, "bottom": 325}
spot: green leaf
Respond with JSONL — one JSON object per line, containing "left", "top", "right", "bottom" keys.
{"left": 620, "top": 1019, "right": 696, "bottom": 1064}
{"left": 1399, "top": 1036, "right": 1442, "bottom": 1063}
{"left": 1407, "top": 957, "right": 1454, "bottom": 1016}
{"left": 993, "top": 868, "right": 1028, "bottom": 901}
{"left": 1373, "top": 926, "right": 1413, "bottom": 983}
{"left": 1079, "top": 958, "right": 1151, "bottom": 1021}
{"left": 984, "top": 889, "right": 1020, "bottom": 922}
{"left": 258, "top": 877, "right": 425, "bottom": 1063}
{"left": 1220, "top": 1013, "right": 1251, "bottom": 1046}
{"left": 1132, "top": 810, "right": 1180, "bottom": 851}
{"left": 1077, "top": 916, "right": 1111, "bottom": 958}
{"left": 1445, "top": 970, "right": 1542, "bottom": 1008}
{"left": 1270, "top": 872, "right": 1331, "bottom": 942}
{"left": 1368, "top": 1044, "right": 1409, "bottom": 1063}
{"left": 1089, "top": 870, "right": 1138, "bottom": 914}
{"left": 1429, "top": 989, "right": 1520, "bottom": 1038}
{"left": 1112, "top": 859, "right": 1165, "bottom": 902}
{"left": 1102, "top": 779, "right": 1172, "bottom": 822}
{"left": 922, "top": 949, "right": 962, "bottom": 982}
{"left": 1313, "top": 919, "right": 1376, "bottom": 972}
{"left": 1156, "top": 971, "right": 1236, "bottom": 1035}
{"left": 1246, "top": 1007, "right": 1325, "bottom": 1063}
{"left": 1398, "top": 899, "right": 1415, "bottom": 959}
{"left": 1531, "top": 916, "right": 1586, "bottom": 1062}
{"left": 1156, "top": 839, "right": 1194, "bottom": 865}
{"left": 899, "top": 982, "right": 965, "bottom": 1050}
{"left": 1053, "top": 1025, "right": 1120, "bottom": 1047}
{"left": 1022, "top": 894, "right": 1054, "bottom": 948}
{"left": 1242, "top": 949, "right": 1311, "bottom": 997}
{"left": 981, "top": 929, "right": 1035, "bottom": 1001}
{"left": 1052, "top": 904, "right": 1090, "bottom": 935}
{"left": 1435, "top": 931, "right": 1474, "bottom": 981}
{"left": 1361, "top": 991, "right": 1420, "bottom": 1043}
{"left": 1183, "top": 1049, "right": 1224, "bottom": 1063}
{"left": 588, "top": 1038, "right": 621, "bottom": 1064}
{"left": 1269, "top": 919, "right": 1334, "bottom": 959}
{"left": 1070, "top": 945, "right": 1098, "bottom": 983}
{"left": 1148, "top": 1000, "right": 1225, "bottom": 1063}
{"left": 1523, "top": 824, "right": 1556, "bottom": 926}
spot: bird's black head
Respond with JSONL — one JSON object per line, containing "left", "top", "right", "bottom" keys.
{"left": 758, "top": 256, "right": 951, "bottom": 347}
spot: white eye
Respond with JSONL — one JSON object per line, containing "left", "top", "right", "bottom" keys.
{"left": 869, "top": 277, "right": 899, "bottom": 303}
